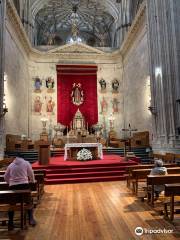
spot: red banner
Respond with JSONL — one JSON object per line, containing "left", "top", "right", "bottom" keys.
{"left": 57, "top": 65, "right": 98, "bottom": 127}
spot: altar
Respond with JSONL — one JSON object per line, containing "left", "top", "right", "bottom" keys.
{"left": 64, "top": 143, "right": 103, "bottom": 160}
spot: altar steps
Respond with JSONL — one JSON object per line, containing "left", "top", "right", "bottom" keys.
{"left": 45, "top": 166, "right": 127, "bottom": 174}
{"left": 45, "top": 175, "right": 126, "bottom": 185}
{"left": 43, "top": 163, "right": 133, "bottom": 184}
{"left": 46, "top": 170, "right": 126, "bottom": 179}
{"left": 32, "top": 155, "right": 137, "bottom": 184}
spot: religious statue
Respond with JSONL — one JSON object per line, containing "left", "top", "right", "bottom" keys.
{"left": 99, "top": 79, "right": 106, "bottom": 91}
{"left": 34, "top": 96, "right": 42, "bottom": 114}
{"left": 46, "top": 96, "right": 55, "bottom": 114}
{"left": 34, "top": 77, "right": 42, "bottom": 93}
{"left": 112, "top": 98, "right": 120, "bottom": 113}
{"left": 71, "top": 83, "right": 84, "bottom": 106}
{"left": 100, "top": 97, "right": 108, "bottom": 114}
{"left": 112, "top": 79, "right": 119, "bottom": 93}
{"left": 46, "top": 77, "right": 55, "bottom": 93}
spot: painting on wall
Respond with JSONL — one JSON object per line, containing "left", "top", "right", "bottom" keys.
{"left": 33, "top": 96, "right": 43, "bottom": 114}
{"left": 112, "top": 98, "right": 119, "bottom": 113}
{"left": 100, "top": 97, "right": 108, "bottom": 114}
{"left": 46, "top": 96, "right": 55, "bottom": 115}
{"left": 34, "top": 76, "right": 42, "bottom": 93}
{"left": 46, "top": 77, "right": 55, "bottom": 93}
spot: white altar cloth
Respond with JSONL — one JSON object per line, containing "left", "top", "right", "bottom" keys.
{"left": 64, "top": 143, "right": 103, "bottom": 160}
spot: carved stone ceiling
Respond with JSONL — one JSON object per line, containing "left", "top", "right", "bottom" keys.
{"left": 30, "top": 0, "right": 119, "bottom": 47}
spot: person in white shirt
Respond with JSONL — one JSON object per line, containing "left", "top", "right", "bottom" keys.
{"left": 4, "top": 156, "right": 37, "bottom": 230}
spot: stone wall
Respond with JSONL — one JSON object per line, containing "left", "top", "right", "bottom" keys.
{"left": 4, "top": 15, "right": 29, "bottom": 137}
{"left": 122, "top": 16, "right": 152, "bottom": 139}
{"left": 29, "top": 57, "right": 124, "bottom": 140}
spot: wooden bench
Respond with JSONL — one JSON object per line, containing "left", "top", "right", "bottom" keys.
{"left": 0, "top": 158, "right": 14, "bottom": 170}
{"left": 147, "top": 174, "right": 180, "bottom": 206}
{"left": 131, "top": 167, "right": 180, "bottom": 195}
{"left": 34, "top": 173, "right": 45, "bottom": 201}
{"left": 126, "top": 163, "right": 177, "bottom": 188}
{"left": 0, "top": 170, "right": 45, "bottom": 201}
{"left": 164, "top": 183, "right": 180, "bottom": 221}
{"left": 0, "top": 190, "right": 31, "bottom": 230}
{"left": 0, "top": 182, "right": 38, "bottom": 204}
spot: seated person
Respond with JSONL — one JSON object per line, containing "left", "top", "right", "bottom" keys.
{"left": 4, "top": 154, "right": 37, "bottom": 230}
{"left": 150, "top": 159, "right": 167, "bottom": 198}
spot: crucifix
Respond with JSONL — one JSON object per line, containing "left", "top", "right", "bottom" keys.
{"left": 121, "top": 123, "right": 138, "bottom": 155}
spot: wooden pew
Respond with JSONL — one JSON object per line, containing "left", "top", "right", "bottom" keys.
{"left": 0, "top": 190, "right": 31, "bottom": 230}
{"left": 0, "top": 170, "right": 45, "bottom": 201}
{"left": 164, "top": 184, "right": 180, "bottom": 221}
{"left": 0, "top": 158, "right": 14, "bottom": 169}
{"left": 163, "top": 153, "right": 175, "bottom": 164}
{"left": 0, "top": 169, "right": 46, "bottom": 177}
{"left": 34, "top": 173, "right": 45, "bottom": 201}
{"left": 0, "top": 181, "right": 38, "bottom": 205}
{"left": 126, "top": 163, "right": 177, "bottom": 188}
{"left": 147, "top": 174, "right": 180, "bottom": 206}
{"left": 131, "top": 167, "right": 180, "bottom": 194}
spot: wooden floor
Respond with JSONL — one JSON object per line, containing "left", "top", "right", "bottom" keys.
{"left": 0, "top": 181, "right": 180, "bottom": 240}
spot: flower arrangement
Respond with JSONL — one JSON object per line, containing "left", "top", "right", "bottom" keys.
{"left": 77, "top": 148, "right": 93, "bottom": 161}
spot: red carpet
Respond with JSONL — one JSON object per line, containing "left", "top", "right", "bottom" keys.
{"left": 32, "top": 155, "right": 138, "bottom": 184}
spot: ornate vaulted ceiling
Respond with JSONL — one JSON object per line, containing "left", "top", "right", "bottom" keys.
{"left": 32, "top": 0, "right": 119, "bottom": 47}
{"left": 13, "top": 0, "right": 144, "bottom": 49}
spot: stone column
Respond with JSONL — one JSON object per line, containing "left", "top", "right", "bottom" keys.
{"left": 0, "top": 0, "right": 6, "bottom": 158}
{"left": 146, "top": 0, "right": 180, "bottom": 152}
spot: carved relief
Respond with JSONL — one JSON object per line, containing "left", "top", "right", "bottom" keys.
{"left": 46, "top": 77, "right": 55, "bottom": 93}
{"left": 34, "top": 77, "right": 42, "bottom": 93}
{"left": 99, "top": 79, "right": 106, "bottom": 92}
{"left": 112, "top": 79, "right": 119, "bottom": 93}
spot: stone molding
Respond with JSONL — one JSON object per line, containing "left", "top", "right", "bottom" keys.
{"left": 6, "top": 0, "right": 31, "bottom": 55}
{"left": 120, "top": 1, "right": 147, "bottom": 57}
{"left": 47, "top": 43, "right": 105, "bottom": 55}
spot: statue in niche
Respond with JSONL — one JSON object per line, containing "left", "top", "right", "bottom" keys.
{"left": 34, "top": 77, "right": 42, "bottom": 93}
{"left": 112, "top": 98, "right": 120, "bottom": 113}
{"left": 71, "top": 83, "right": 84, "bottom": 106}
{"left": 112, "top": 79, "right": 119, "bottom": 93}
{"left": 99, "top": 79, "right": 106, "bottom": 92}
{"left": 46, "top": 96, "right": 55, "bottom": 114}
{"left": 100, "top": 97, "right": 108, "bottom": 114}
{"left": 34, "top": 96, "right": 43, "bottom": 114}
{"left": 46, "top": 77, "right": 55, "bottom": 93}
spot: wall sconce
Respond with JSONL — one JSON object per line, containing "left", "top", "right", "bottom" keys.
{"left": 148, "top": 106, "right": 157, "bottom": 115}
{"left": 0, "top": 102, "right": 8, "bottom": 118}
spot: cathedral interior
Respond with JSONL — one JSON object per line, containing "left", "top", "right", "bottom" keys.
{"left": 0, "top": 0, "right": 180, "bottom": 238}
